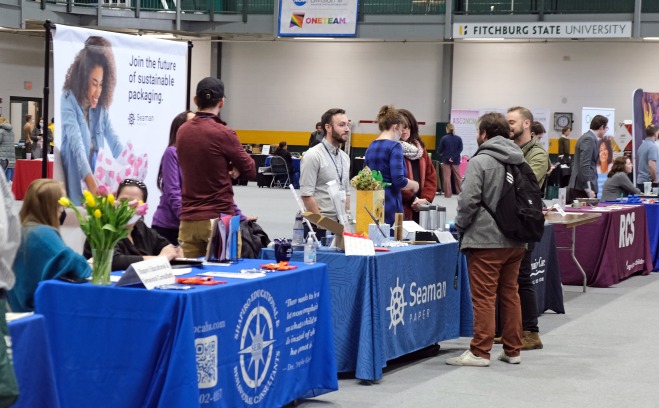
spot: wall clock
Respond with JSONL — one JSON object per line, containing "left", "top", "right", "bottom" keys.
{"left": 554, "top": 112, "right": 573, "bottom": 131}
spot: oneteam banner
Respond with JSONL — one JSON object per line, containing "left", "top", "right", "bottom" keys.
{"left": 52, "top": 25, "right": 187, "bottom": 224}
{"left": 278, "top": 0, "right": 358, "bottom": 37}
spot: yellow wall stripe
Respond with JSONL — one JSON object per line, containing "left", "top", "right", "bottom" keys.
{"left": 235, "top": 130, "right": 577, "bottom": 154}
{"left": 235, "top": 130, "right": 437, "bottom": 150}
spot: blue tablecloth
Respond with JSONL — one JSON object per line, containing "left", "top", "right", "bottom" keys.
{"left": 8, "top": 314, "right": 60, "bottom": 408}
{"left": 262, "top": 242, "right": 473, "bottom": 380}
{"left": 34, "top": 260, "right": 337, "bottom": 408}
{"left": 642, "top": 203, "right": 659, "bottom": 271}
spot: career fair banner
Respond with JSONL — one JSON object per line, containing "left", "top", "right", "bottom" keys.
{"left": 449, "top": 109, "right": 480, "bottom": 159}
{"left": 53, "top": 25, "right": 187, "bottom": 224}
{"left": 278, "top": 0, "right": 358, "bottom": 37}
{"left": 580, "top": 107, "right": 617, "bottom": 196}
{"left": 532, "top": 108, "right": 551, "bottom": 152}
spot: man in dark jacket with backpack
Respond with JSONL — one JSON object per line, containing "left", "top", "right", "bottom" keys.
{"left": 447, "top": 112, "right": 527, "bottom": 367}
{"left": 506, "top": 106, "right": 549, "bottom": 351}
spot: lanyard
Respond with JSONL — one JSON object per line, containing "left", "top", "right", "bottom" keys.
{"left": 322, "top": 142, "right": 343, "bottom": 185}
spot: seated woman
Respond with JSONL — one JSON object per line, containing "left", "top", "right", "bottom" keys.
{"left": 9, "top": 179, "right": 91, "bottom": 312}
{"left": 601, "top": 156, "right": 641, "bottom": 201}
{"left": 83, "top": 179, "right": 183, "bottom": 271}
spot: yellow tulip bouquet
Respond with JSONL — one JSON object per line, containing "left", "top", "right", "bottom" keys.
{"left": 59, "top": 185, "right": 148, "bottom": 285}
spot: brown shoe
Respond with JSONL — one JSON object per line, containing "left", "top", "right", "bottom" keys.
{"left": 493, "top": 336, "right": 502, "bottom": 344}
{"left": 522, "top": 331, "right": 543, "bottom": 350}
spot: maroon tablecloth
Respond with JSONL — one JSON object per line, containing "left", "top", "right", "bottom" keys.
{"left": 11, "top": 159, "right": 54, "bottom": 200}
{"left": 554, "top": 205, "right": 652, "bottom": 288}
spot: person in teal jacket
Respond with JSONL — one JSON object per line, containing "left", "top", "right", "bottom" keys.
{"left": 60, "top": 36, "right": 123, "bottom": 205}
{"left": 9, "top": 179, "right": 91, "bottom": 312}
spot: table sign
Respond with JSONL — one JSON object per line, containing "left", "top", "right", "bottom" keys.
{"left": 549, "top": 203, "right": 567, "bottom": 217}
{"left": 343, "top": 232, "right": 375, "bottom": 256}
{"left": 115, "top": 257, "right": 174, "bottom": 289}
{"left": 559, "top": 187, "right": 567, "bottom": 208}
{"left": 261, "top": 145, "right": 271, "bottom": 155}
{"left": 434, "top": 230, "right": 457, "bottom": 243}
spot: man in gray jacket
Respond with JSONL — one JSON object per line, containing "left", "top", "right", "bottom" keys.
{"left": 568, "top": 115, "right": 608, "bottom": 202}
{"left": 446, "top": 112, "right": 526, "bottom": 367}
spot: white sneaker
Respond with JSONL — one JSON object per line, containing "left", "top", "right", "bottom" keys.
{"left": 446, "top": 350, "right": 490, "bottom": 367}
{"left": 497, "top": 351, "right": 521, "bottom": 364}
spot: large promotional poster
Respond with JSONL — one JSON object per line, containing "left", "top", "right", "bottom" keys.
{"left": 581, "top": 107, "right": 617, "bottom": 196}
{"left": 278, "top": 0, "right": 359, "bottom": 37}
{"left": 633, "top": 89, "right": 659, "bottom": 183}
{"left": 53, "top": 25, "right": 188, "bottom": 224}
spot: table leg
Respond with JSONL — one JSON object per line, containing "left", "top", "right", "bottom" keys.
{"left": 570, "top": 227, "right": 587, "bottom": 293}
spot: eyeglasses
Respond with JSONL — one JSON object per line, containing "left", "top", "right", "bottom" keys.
{"left": 119, "top": 179, "right": 146, "bottom": 190}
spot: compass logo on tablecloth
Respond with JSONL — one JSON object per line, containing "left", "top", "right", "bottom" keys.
{"left": 234, "top": 290, "right": 281, "bottom": 405}
{"left": 386, "top": 278, "right": 407, "bottom": 334}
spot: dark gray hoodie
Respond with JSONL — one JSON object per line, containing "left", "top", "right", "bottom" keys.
{"left": 456, "top": 135, "right": 527, "bottom": 249}
{"left": 0, "top": 122, "right": 16, "bottom": 168}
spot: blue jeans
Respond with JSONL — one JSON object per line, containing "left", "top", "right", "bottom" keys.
{"left": 4, "top": 168, "right": 13, "bottom": 182}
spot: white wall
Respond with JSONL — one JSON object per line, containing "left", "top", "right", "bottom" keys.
{"left": 188, "top": 39, "right": 212, "bottom": 110}
{"left": 0, "top": 32, "right": 48, "bottom": 139}
{"left": 6, "top": 33, "right": 658, "bottom": 141}
{"left": 221, "top": 41, "right": 444, "bottom": 136}
{"left": 453, "top": 41, "right": 659, "bottom": 134}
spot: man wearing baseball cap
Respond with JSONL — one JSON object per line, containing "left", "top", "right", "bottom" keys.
{"left": 176, "top": 77, "right": 255, "bottom": 257}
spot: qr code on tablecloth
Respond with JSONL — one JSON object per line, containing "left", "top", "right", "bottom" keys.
{"left": 195, "top": 335, "right": 218, "bottom": 388}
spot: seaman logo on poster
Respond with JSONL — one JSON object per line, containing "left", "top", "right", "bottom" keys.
{"left": 233, "top": 290, "right": 281, "bottom": 405}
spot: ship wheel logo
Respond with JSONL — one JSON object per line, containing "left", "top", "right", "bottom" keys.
{"left": 386, "top": 278, "right": 407, "bottom": 334}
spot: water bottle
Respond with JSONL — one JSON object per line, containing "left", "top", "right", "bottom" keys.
{"left": 292, "top": 212, "right": 305, "bottom": 249}
{"left": 304, "top": 236, "right": 316, "bottom": 264}
{"left": 324, "top": 231, "right": 334, "bottom": 247}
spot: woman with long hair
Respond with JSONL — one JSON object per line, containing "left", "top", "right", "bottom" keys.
{"left": 601, "top": 156, "right": 641, "bottom": 201}
{"left": 598, "top": 137, "right": 614, "bottom": 174}
{"left": 152, "top": 111, "right": 194, "bottom": 244}
{"left": 364, "top": 105, "right": 419, "bottom": 226}
{"left": 398, "top": 109, "right": 437, "bottom": 222}
{"left": 8, "top": 179, "right": 91, "bottom": 312}
{"left": 60, "top": 36, "right": 123, "bottom": 204}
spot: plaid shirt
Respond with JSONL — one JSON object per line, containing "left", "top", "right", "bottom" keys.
{"left": 364, "top": 139, "right": 408, "bottom": 225}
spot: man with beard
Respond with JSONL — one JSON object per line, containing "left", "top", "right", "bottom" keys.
{"left": 504, "top": 106, "right": 550, "bottom": 351}
{"left": 299, "top": 108, "right": 351, "bottom": 238}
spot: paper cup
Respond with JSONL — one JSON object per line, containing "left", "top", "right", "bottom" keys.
{"left": 644, "top": 182, "right": 652, "bottom": 195}
{"left": 26, "top": 153, "right": 32, "bottom": 160}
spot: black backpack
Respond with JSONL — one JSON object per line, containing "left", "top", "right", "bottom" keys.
{"left": 480, "top": 157, "right": 545, "bottom": 243}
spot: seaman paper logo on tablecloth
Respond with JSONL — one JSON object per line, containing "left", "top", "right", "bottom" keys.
{"left": 386, "top": 276, "right": 447, "bottom": 334}
{"left": 233, "top": 290, "right": 281, "bottom": 405}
